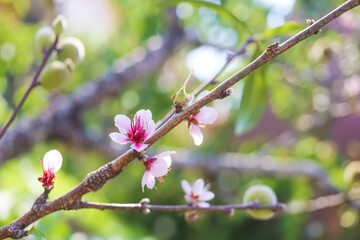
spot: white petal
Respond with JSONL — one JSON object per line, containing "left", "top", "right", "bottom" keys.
{"left": 43, "top": 149, "right": 63, "bottom": 173}
{"left": 197, "top": 202, "right": 210, "bottom": 208}
{"left": 109, "top": 132, "right": 130, "bottom": 144}
{"left": 189, "top": 124, "right": 203, "bottom": 146}
{"left": 194, "top": 106, "right": 217, "bottom": 125}
{"left": 142, "top": 170, "right": 155, "bottom": 191}
{"left": 136, "top": 109, "right": 153, "bottom": 123}
{"left": 144, "top": 120, "right": 156, "bottom": 139}
{"left": 184, "top": 194, "right": 193, "bottom": 203}
{"left": 198, "top": 191, "right": 215, "bottom": 201}
{"left": 195, "top": 91, "right": 210, "bottom": 101}
{"left": 150, "top": 159, "right": 169, "bottom": 177}
{"left": 181, "top": 180, "right": 192, "bottom": 195}
{"left": 114, "top": 114, "right": 131, "bottom": 134}
{"left": 154, "top": 151, "right": 176, "bottom": 167}
{"left": 193, "top": 178, "right": 205, "bottom": 195}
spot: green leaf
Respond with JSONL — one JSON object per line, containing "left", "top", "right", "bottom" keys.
{"left": 28, "top": 224, "right": 47, "bottom": 240}
{"left": 254, "top": 21, "right": 304, "bottom": 41}
{"left": 235, "top": 49, "right": 266, "bottom": 135}
{"left": 160, "top": 0, "right": 252, "bottom": 34}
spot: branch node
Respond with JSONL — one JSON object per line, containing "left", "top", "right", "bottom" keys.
{"left": 220, "top": 88, "right": 233, "bottom": 99}
{"left": 306, "top": 19, "right": 321, "bottom": 34}
{"left": 8, "top": 225, "right": 28, "bottom": 239}
{"left": 84, "top": 163, "right": 116, "bottom": 192}
{"left": 224, "top": 208, "right": 235, "bottom": 217}
{"left": 34, "top": 187, "right": 52, "bottom": 206}
{"left": 140, "top": 198, "right": 151, "bottom": 214}
{"left": 266, "top": 41, "right": 279, "bottom": 54}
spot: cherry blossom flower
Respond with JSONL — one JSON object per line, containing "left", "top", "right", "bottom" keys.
{"left": 109, "top": 109, "right": 156, "bottom": 152}
{"left": 141, "top": 151, "right": 176, "bottom": 191}
{"left": 38, "top": 149, "right": 63, "bottom": 188}
{"left": 181, "top": 178, "right": 215, "bottom": 207}
{"left": 187, "top": 91, "right": 217, "bottom": 146}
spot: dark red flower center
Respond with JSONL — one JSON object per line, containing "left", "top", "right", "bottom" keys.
{"left": 128, "top": 115, "right": 147, "bottom": 143}
{"left": 38, "top": 169, "right": 55, "bottom": 187}
{"left": 190, "top": 192, "right": 199, "bottom": 201}
{"left": 144, "top": 157, "right": 156, "bottom": 170}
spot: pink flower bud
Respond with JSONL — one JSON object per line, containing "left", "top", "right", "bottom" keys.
{"left": 38, "top": 150, "right": 63, "bottom": 188}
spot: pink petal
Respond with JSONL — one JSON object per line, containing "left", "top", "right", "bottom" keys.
{"left": 197, "top": 202, "right": 210, "bottom": 208}
{"left": 195, "top": 91, "right": 210, "bottom": 101}
{"left": 193, "top": 178, "right": 205, "bottom": 196}
{"left": 143, "top": 120, "right": 156, "bottom": 139}
{"left": 189, "top": 124, "right": 203, "bottom": 146}
{"left": 150, "top": 159, "right": 169, "bottom": 177}
{"left": 131, "top": 142, "right": 148, "bottom": 152}
{"left": 142, "top": 170, "right": 155, "bottom": 192}
{"left": 198, "top": 191, "right": 215, "bottom": 201}
{"left": 109, "top": 132, "right": 131, "bottom": 145}
{"left": 136, "top": 109, "right": 153, "bottom": 123}
{"left": 114, "top": 114, "right": 131, "bottom": 134}
{"left": 154, "top": 151, "right": 176, "bottom": 167}
{"left": 194, "top": 106, "right": 217, "bottom": 125}
{"left": 43, "top": 149, "right": 63, "bottom": 173}
{"left": 181, "top": 180, "right": 192, "bottom": 195}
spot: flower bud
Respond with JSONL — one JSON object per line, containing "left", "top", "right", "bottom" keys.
{"left": 40, "top": 61, "right": 72, "bottom": 91}
{"left": 243, "top": 185, "right": 278, "bottom": 220}
{"left": 57, "top": 37, "right": 85, "bottom": 64}
{"left": 35, "top": 26, "right": 55, "bottom": 50}
{"left": 172, "top": 72, "right": 191, "bottom": 112}
{"left": 344, "top": 161, "right": 360, "bottom": 184}
{"left": 52, "top": 15, "right": 67, "bottom": 35}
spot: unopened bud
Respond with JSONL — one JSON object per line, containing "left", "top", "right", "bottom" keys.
{"left": 35, "top": 26, "right": 55, "bottom": 50}
{"left": 140, "top": 198, "right": 150, "bottom": 205}
{"left": 141, "top": 208, "right": 151, "bottom": 214}
{"left": 40, "top": 61, "right": 72, "bottom": 91}
{"left": 57, "top": 37, "right": 85, "bottom": 64}
{"left": 172, "top": 71, "right": 192, "bottom": 112}
{"left": 243, "top": 185, "right": 278, "bottom": 220}
{"left": 52, "top": 15, "right": 67, "bottom": 35}
{"left": 185, "top": 210, "right": 199, "bottom": 222}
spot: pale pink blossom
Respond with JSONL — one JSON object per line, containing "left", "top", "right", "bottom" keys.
{"left": 141, "top": 151, "right": 176, "bottom": 191}
{"left": 181, "top": 178, "right": 215, "bottom": 207}
{"left": 109, "top": 109, "right": 156, "bottom": 152}
{"left": 38, "top": 150, "right": 63, "bottom": 188}
{"left": 187, "top": 91, "right": 217, "bottom": 146}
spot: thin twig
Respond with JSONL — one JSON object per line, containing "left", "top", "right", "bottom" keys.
{"left": 75, "top": 201, "right": 286, "bottom": 213}
{"left": 0, "top": 1, "right": 359, "bottom": 239}
{"left": 155, "top": 37, "right": 255, "bottom": 129}
{"left": 0, "top": 38, "right": 59, "bottom": 142}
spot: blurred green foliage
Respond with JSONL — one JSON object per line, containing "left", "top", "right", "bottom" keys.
{"left": 1, "top": 0, "right": 360, "bottom": 239}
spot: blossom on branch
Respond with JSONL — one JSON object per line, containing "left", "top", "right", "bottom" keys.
{"left": 181, "top": 178, "right": 215, "bottom": 207}
{"left": 142, "top": 151, "right": 176, "bottom": 191}
{"left": 109, "top": 109, "right": 156, "bottom": 152}
{"left": 187, "top": 91, "right": 217, "bottom": 146}
{"left": 38, "top": 149, "right": 63, "bottom": 188}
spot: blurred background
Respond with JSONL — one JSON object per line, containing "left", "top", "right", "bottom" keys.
{"left": 0, "top": 0, "right": 360, "bottom": 239}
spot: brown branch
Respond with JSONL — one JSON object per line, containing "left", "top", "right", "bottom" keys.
{"left": 0, "top": 37, "right": 59, "bottom": 142}
{"left": 0, "top": 1, "right": 359, "bottom": 239}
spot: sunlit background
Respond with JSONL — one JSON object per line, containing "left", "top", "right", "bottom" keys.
{"left": 1, "top": 0, "right": 360, "bottom": 239}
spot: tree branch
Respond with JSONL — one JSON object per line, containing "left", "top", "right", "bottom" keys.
{"left": 0, "top": 37, "right": 59, "bottom": 142}
{"left": 0, "top": 1, "right": 359, "bottom": 238}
